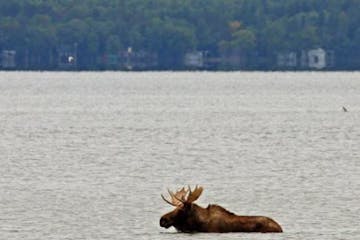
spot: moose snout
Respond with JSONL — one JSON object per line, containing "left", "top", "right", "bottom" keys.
{"left": 160, "top": 217, "right": 171, "bottom": 228}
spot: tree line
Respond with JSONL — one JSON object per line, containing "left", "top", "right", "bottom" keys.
{"left": 1, "top": 0, "right": 359, "bottom": 70}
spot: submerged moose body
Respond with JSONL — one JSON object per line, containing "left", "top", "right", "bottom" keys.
{"left": 160, "top": 186, "right": 282, "bottom": 233}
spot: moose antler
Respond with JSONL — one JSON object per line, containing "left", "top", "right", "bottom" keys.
{"left": 161, "top": 187, "right": 189, "bottom": 206}
{"left": 161, "top": 186, "right": 204, "bottom": 206}
{"left": 169, "top": 187, "right": 188, "bottom": 204}
{"left": 187, "top": 185, "right": 203, "bottom": 203}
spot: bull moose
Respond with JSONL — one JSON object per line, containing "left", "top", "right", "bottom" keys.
{"left": 160, "top": 186, "right": 282, "bottom": 233}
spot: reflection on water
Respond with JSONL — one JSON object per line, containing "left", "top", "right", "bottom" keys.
{"left": 0, "top": 72, "right": 359, "bottom": 240}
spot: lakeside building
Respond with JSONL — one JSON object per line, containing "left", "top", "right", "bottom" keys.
{"left": 101, "top": 48, "right": 158, "bottom": 70}
{"left": 277, "top": 52, "right": 297, "bottom": 68}
{"left": 277, "top": 48, "right": 335, "bottom": 70}
{"left": 184, "top": 51, "right": 205, "bottom": 68}
{"left": 1, "top": 50, "right": 16, "bottom": 69}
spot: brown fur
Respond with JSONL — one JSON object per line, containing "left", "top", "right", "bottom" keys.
{"left": 160, "top": 202, "right": 282, "bottom": 233}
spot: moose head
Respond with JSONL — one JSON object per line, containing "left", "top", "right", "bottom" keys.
{"left": 160, "top": 186, "right": 204, "bottom": 232}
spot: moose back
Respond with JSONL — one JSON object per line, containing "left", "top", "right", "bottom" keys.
{"left": 160, "top": 186, "right": 282, "bottom": 233}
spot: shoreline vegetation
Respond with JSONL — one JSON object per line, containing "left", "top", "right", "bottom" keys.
{"left": 1, "top": 0, "right": 359, "bottom": 71}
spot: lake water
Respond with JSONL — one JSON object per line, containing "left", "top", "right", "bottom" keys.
{"left": 0, "top": 71, "right": 359, "bottom": 240}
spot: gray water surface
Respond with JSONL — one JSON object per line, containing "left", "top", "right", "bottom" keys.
{"left": 0, "top": 72, "right": 359, "bottom": 239}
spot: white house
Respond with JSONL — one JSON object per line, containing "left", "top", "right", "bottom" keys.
{"left": 308, "top": 48, "right": 326, "bottom": 69}
{"left": 184, "top": 51, "right": 204, "bottom": 68}
{"left": 277, "top": 52, "right": 297, "bottom": 67}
